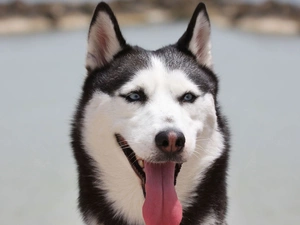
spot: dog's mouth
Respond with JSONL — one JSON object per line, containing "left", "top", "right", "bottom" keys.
{"left": 115, "top": 134, "right": 146, "bottom": 194}
{"left": 115, "top": 134, "right": 182, "bottom": 195}
{"left": 115, "top": 133, "right": 183, "bottom": 224}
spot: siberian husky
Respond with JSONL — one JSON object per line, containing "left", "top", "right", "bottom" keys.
{"left": 71, "top": 2, "right": 230, "bottom": 225}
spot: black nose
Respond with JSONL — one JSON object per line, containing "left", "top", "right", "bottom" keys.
{"left": 155, "top": 129, "right": 185, "bottom": 153}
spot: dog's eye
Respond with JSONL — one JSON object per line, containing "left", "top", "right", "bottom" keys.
{"left": 127, "top": 93, "right": 140, "bottom": 101}
{"left": 179, "top": 92, "right": 197, "bottom": 103}
{"left": 121, "top": 90, "right": 147, "bottom": 103}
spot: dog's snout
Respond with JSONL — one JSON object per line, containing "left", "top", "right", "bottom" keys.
{"left": 155, "top": 130, "right": 185, "bottom": 153}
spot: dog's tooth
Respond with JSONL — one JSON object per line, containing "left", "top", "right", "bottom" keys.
{"left": 138, "top": 160, "right": 144, "bottom": 168}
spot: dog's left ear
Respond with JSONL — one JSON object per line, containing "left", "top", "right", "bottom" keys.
{"left": 177, "top": 3, "right": 212, "bottom": 69}
{"left": 86, "top": 2, "right": 126, "bottom": 71}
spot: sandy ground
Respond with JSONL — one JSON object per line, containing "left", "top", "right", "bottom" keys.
{"left": 0, "top": 23, "right": 300, "bottom": 225}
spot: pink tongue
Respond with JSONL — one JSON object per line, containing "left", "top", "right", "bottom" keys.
{"left": 142, "top": 162, "right": 182, "bottom": 225}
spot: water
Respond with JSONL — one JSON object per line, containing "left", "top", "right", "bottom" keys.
{"left": 0, "top": 23, "right": 299, "bottom": 225}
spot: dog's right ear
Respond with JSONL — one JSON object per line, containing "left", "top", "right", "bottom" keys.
{"left": 86, "top": 2, "right": 126, "bottom": 72}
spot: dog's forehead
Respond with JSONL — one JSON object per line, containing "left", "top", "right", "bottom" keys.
{"left": 118, "top": 55, "right": 202, "bottom": 96}
{"left": 87, "top": 46, "right": 217, "bottom": 96}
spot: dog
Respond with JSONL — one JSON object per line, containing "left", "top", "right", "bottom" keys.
{"left": 71, "top": 2, "right": 230, "bottom": 225}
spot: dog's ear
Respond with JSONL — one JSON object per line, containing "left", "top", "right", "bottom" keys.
{"left": 177, "top": 3, "right": 212, "bottom": 69}
{"left": 86, "top": 2, "right": 126, "bottom": 71}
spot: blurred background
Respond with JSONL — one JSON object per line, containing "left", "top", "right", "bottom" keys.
{"left": 0, "top": 0, "right": 299, "bottom": 225}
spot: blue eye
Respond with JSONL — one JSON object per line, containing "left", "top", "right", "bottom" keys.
{"left": 127, "top": 93, "right": 140, "bottom": 101}
{"left": 180, "top": 92, "right": 197, "bottom": 103}
{"left": 183, "top": 93, "right": 193, "bottom": 101}
{"left": 120, "top": 90, "right": 147, "bottom": 103}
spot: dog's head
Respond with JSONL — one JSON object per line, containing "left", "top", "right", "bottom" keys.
{"left": 84, "top": 2, "right": 217, "bottom": 162}
{"left": 78, "top": 2, "right": 220, "bottom": 224}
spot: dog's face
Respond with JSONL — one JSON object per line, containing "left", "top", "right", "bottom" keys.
{"left": 78, "top": 2, "right": 221, "bottom": 224}
{"left": 99, "top": 52, "right": 217, "bottom": 164}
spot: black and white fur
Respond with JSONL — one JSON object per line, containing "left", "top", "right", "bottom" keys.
{"left": 71, "top": 2, "right": 230, "bottom": 225}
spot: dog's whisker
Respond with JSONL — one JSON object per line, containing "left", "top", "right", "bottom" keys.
{"left": 196, "top": 145, "right": 212, "bottom": 154}
{"left": 128, "top": 152, "right": 136, "bottom": 160}
{"left": 191, "top": 152, "right": 202, "bottom": 160}
{"left": 118, "top": 144, "right": 130, "bottom": 148}
{"left": 196, "top": 137, "right": 212, "bottom": 142}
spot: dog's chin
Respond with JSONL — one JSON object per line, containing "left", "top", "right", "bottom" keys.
{"left": 115, "top": 134, "right": 183, "bottom": 196}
